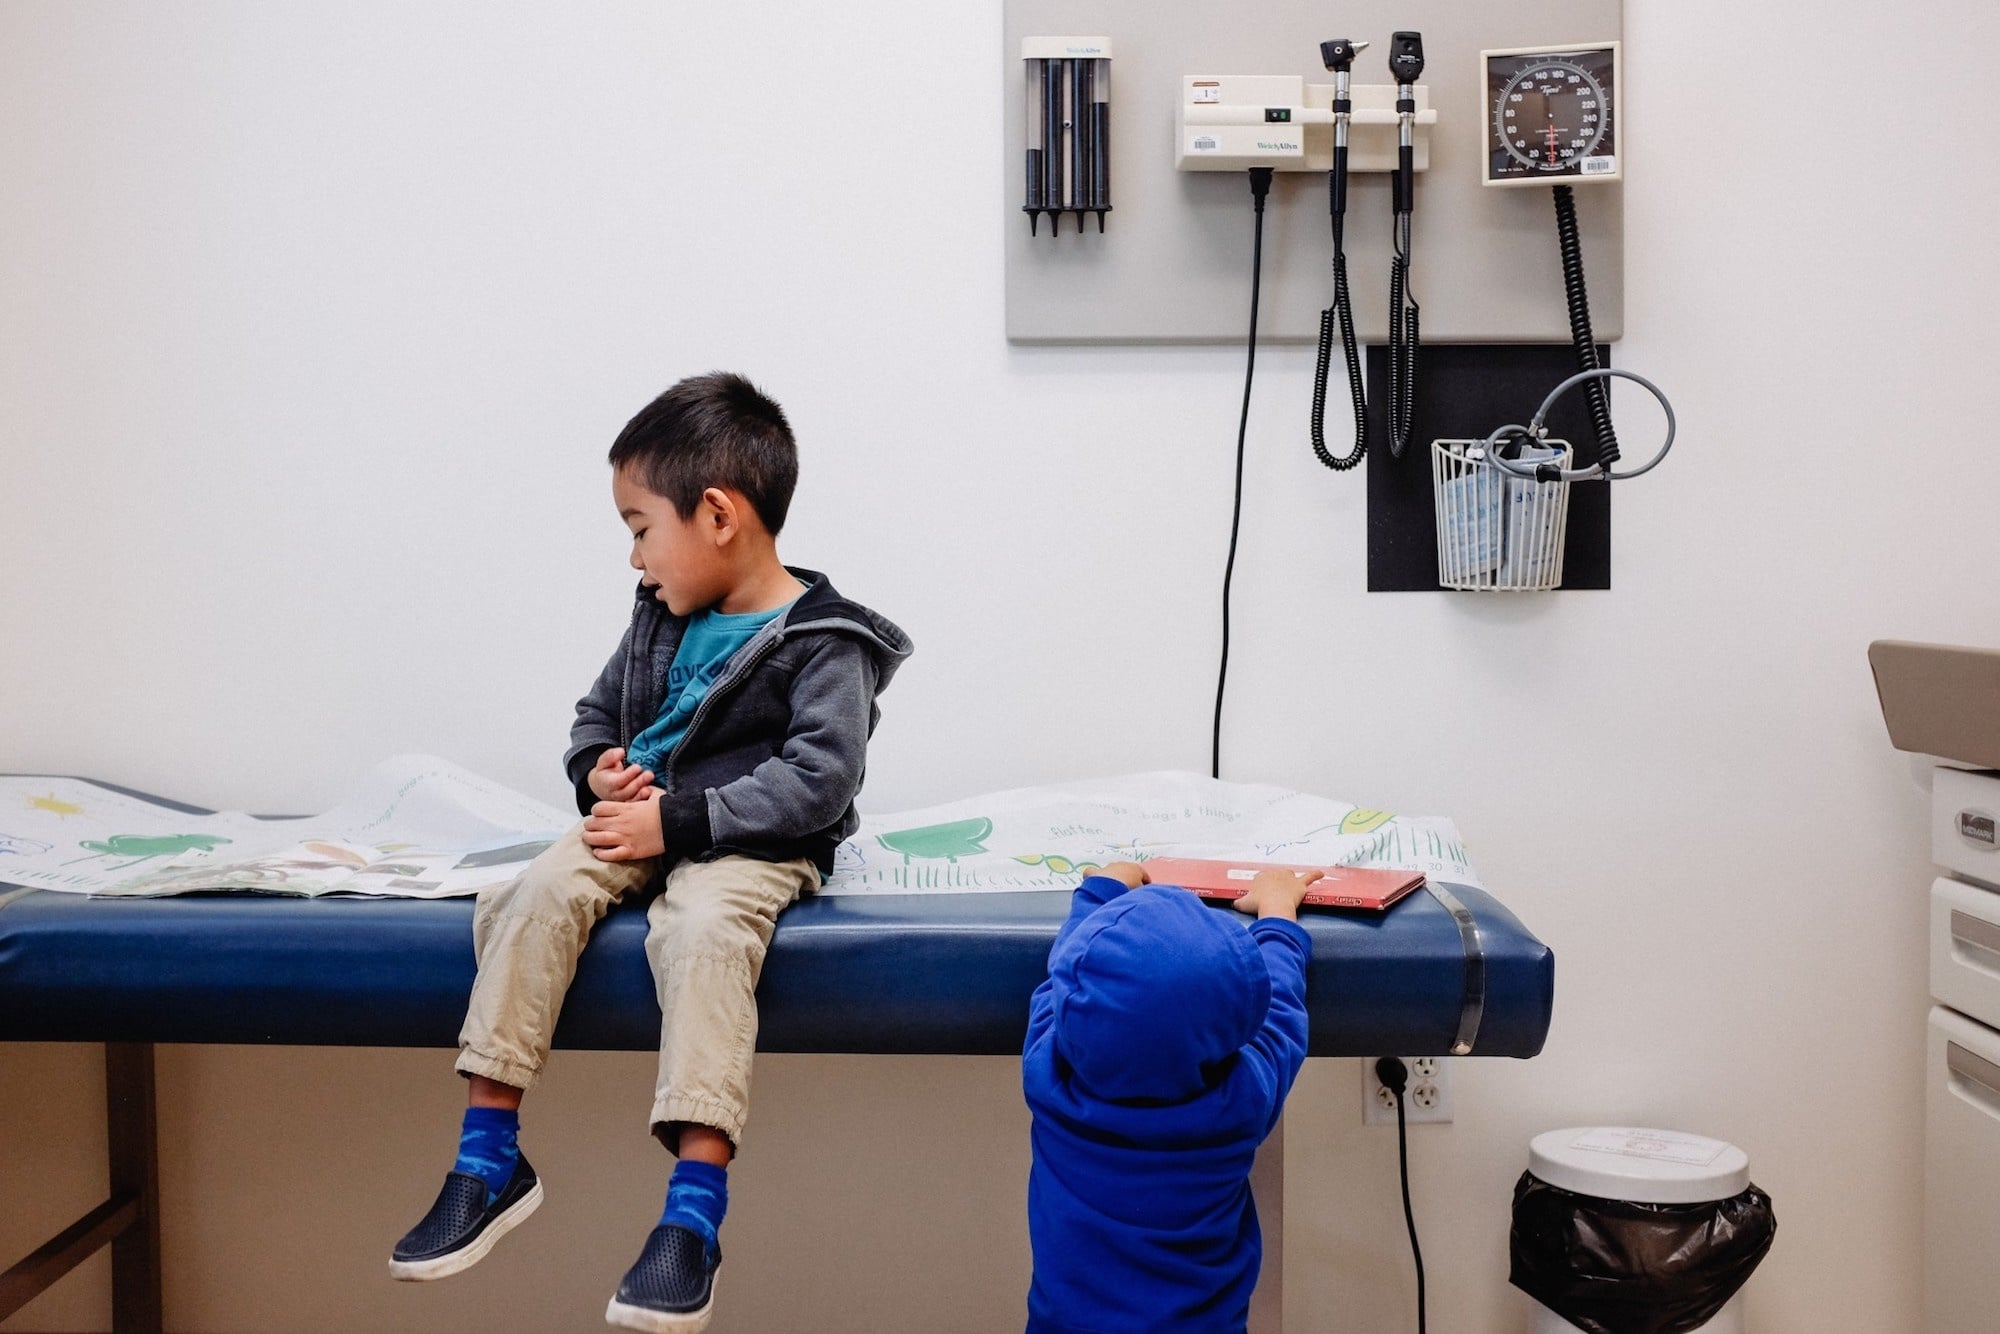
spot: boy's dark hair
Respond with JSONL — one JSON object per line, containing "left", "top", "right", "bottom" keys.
{"left": 608, "top": 372, "right": 798, "bottom": 535}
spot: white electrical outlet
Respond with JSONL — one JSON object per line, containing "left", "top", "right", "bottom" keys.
{"left": 1362, "top": 1055, "right": 1454, "bottom": 1125}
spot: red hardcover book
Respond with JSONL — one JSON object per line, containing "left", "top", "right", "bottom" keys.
{"left": 1141, "top": 858, "right": 1426, "bottom": 911}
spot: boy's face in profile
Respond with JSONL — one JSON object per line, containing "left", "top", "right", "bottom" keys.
{"left": 613, "top": 465, "right": 728, "bottom": 616}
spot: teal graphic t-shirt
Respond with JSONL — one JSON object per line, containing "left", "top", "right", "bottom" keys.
{"left": 626, "top": 599, "right": 793, "bottom": 774}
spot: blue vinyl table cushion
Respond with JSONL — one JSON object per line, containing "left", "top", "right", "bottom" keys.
{"left": 0, "top": 779, "right": 1552, "bottom": 1057}
{"left": 0, "top": 881, "right": 1550, "bottom": 1056}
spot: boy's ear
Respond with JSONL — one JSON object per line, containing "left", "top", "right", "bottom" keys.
{"left": 701, "top": 487, "right": 739, "bottom": 541}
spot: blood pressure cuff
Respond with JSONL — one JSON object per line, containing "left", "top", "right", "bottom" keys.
{"left": 1508, "top": 1173, "right": 1776, "bottom": 1334}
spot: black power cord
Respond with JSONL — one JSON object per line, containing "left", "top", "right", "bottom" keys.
{"left": 1211, "top": 166, "right": 1273, "bottom": 781}
{"left": 1375, "top": 1057, "right": 1428, "bottom": 1334}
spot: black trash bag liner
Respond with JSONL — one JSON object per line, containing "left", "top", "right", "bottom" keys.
{"left": 1508, "top": 1172, "right": 1776, "bottom": 1334}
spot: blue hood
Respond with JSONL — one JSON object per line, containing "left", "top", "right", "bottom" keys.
{"left": 1047, "top": 888, "right": 1271, "bottom": 1103}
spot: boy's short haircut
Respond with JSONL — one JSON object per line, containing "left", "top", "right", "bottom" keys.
{"left": 609, "top": 372, "right": 799, "bottom": 535}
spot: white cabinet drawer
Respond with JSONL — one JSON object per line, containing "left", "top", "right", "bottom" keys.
{"left": 1932, "top": 877, "right": 2000, "bottom": 1030}
{"left": 1926, "top": 1006, "right": 2000, "bottom": 1331}
{"left": 1935, "top": 767, "right": 2000, "bottom": 888}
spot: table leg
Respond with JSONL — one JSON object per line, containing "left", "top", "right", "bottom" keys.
{"left": 0, "top": 1043, "right": 159, "bottom": 1329}
{"left": 107, "top": 1043, "right": 162, "bottom": 1334}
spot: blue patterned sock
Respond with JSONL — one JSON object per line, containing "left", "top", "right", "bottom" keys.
{"left": 453, "top": 1106, "right": 520, "bottom": 1200}
{"left": 659, "top": 1160, "right": 728, "bottom": 1250}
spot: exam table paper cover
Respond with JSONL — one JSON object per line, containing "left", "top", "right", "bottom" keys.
{"left": 0, "top": 758, "right": 1480, "bottom": 897}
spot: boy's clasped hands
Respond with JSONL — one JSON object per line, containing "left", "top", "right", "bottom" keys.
{"left": 581, "top": 747, "right": 667, "bottom": 863}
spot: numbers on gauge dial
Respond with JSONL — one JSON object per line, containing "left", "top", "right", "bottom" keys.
{"left": 1496, "top": 59, "right": 1607, "bottom": 172}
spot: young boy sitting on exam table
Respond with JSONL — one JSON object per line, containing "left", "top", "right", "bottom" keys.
{"left": 389, "top": 371, "right": 912, "bottom": 1334}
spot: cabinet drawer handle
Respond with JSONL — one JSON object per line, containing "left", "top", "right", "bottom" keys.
{"left": 1949, "top": 910, "right": 2000, "bottom": 974}
{"left": 1947, "top": 1040, "right": 2000, "bottom": 1121}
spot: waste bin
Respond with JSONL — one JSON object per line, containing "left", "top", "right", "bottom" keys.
{"left": 1510, "top": 1127, "right": 1776, "bottom": 1334}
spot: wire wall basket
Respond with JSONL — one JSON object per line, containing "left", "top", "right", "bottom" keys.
{"left": 1431, "top": 437, "right": 1574, "bottom": 591}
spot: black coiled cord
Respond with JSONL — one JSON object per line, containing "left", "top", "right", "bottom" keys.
{"left": 1309, "top": 214, "right": 1367, "bottom": 471}
{"left": 1552, "top": 184, "right": 1619, "bottom": 468}
{"left": 1387, "top": 213, "right": 1419, "bottom": 459}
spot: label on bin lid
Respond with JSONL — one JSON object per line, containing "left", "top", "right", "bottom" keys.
{"left": 1529, "top": 1127, "right": 1751, "bottom": 1203}
{"left": 1569, "top": 1128, "right": 1728, "bottom": 1166}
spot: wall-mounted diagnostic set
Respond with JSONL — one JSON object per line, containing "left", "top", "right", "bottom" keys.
{"left": 1164, "top": 32, "right": 1667, "bottom": 608}
{"left": 1022, "top": 37, "right": 1111, "bottom": 235}
{"left": 1173, "top": 36, "right": 1439, "bottom": 471}
{"left": 1003, "top": 6, "right": 1673, "bottom": 597}
{"left": 1171, "top": 56, "right": 1434, "bottom": 174}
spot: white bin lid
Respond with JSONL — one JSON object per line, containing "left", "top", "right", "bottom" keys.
{"left": 1528, "top": 1127, "right": 1750, "bottom": 1204}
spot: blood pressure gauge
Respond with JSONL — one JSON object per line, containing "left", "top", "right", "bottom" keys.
{"left": 1482, "top": 42, "right": 1620, "bottom": 186}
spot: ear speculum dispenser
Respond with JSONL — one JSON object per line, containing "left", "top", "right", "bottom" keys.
{"left": 1022, "top": 37, "right": 1111, "bottom": 236}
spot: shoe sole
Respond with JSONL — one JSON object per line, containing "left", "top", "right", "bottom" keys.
{"left": 387, "top": 1180, "right": 544, "bottom": 1282}
{"left": 604, "top": 1278, "right": 716, "bottom": 1333}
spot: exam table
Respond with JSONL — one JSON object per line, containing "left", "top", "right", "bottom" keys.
{"left": 0, "top": 779, "right": 1553, "bottom": 1331}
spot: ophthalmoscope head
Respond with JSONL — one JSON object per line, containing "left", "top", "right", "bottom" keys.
{"left": 1388, "top": 31, "right": 1425, "bottom": 85}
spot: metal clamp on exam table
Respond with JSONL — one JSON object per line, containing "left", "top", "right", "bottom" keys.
{"left": 1422, "top": 880, "right": 1488, "bottom": 1056}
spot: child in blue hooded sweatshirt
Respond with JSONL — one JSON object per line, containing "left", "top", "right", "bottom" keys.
{"left": 1023, "top": 860, "right": 1318, "bottom": 1334}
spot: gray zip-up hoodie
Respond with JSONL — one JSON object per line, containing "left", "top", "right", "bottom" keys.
{"left": 563, "top": 567, "right": 912, "bottom": 874}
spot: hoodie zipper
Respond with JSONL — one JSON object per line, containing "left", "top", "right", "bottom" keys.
{"left": 649, "top": 597, "right": 902, "bottom": 781}
{"left": 661, "top": 629, "right": 785, "bottom": 781}
{"left": 616, "top": 596, "right": 645, "bottom": 746}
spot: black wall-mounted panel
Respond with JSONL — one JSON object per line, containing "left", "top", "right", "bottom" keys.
{"left": 1365, "top": 344, "right": 1612, "bottom": 592}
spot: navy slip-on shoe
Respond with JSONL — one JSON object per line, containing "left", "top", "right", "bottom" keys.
{"left": 388, "top": 1155, "right": 542, "bottom": 1281}
{"left": 604, "top": 1224, "right": 719, "bottom": 1333}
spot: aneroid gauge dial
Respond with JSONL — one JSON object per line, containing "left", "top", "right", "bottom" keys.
{"left": 1483, "top": 43, "right": 1620, "bottom": 186}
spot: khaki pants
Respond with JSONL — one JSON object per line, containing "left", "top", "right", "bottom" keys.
{"left": 455, "top": 820, "right": 816, "bottom": 1150}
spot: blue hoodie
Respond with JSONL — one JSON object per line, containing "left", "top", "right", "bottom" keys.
{"left": 1022, "top": 875, "right": 1311, "bottom": 1334}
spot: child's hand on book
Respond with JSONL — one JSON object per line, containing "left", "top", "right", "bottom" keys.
{"left": 588, "top": 747, "right": 657, "bottom": 803}
{"left": 1232, "top": 868, "right": 1323, "bottom": 922}
{"left": 582, "top": 792, "right": 666, "bottom": 862}
{"left": 1094, "top": 861, "right": 1150, "bottom": 890}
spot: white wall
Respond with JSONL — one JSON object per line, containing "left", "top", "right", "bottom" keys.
{"left": 3, "top": 2, "right": 1995, "bottom": 1330}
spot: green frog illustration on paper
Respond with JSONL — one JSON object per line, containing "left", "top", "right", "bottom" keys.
{"left": 876, "top": 817, "right": 992, "bottom": 863}
{"left": 65, "top": 833, "right": 233, "bottom": 869}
